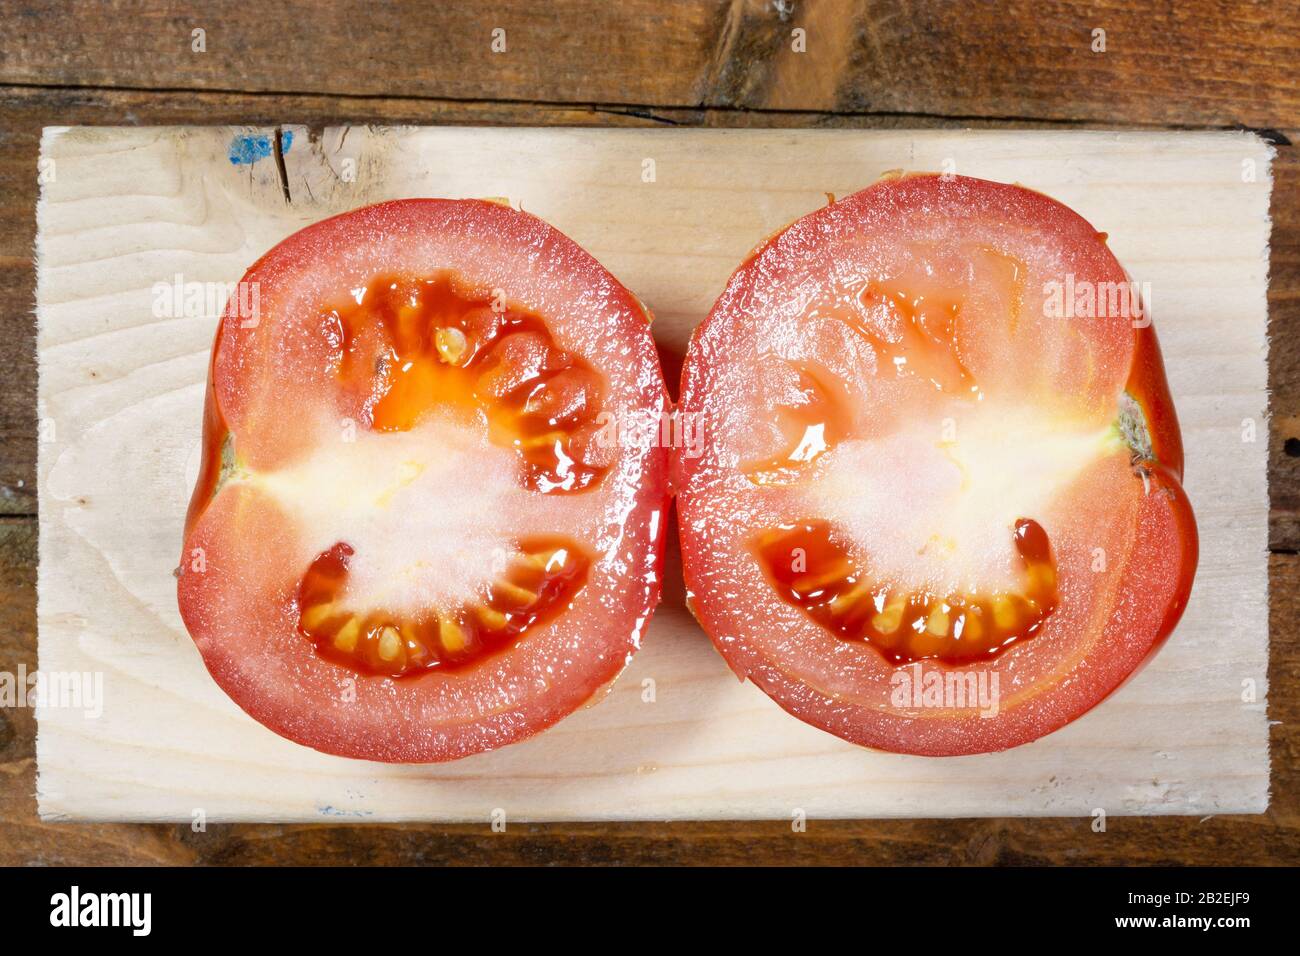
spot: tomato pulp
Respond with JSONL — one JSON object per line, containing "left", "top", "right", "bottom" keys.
{"left": 178, "top": 199, "right": 670, "bottom": 762}
{"left": 675, "top": 174, "right": 1197, "bottom": 755}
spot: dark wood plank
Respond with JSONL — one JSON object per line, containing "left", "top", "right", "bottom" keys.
{"left": 785, "top": 0, "right": 1300, "bottom": 127}
{"left": 0, "top": 1, "right": 1296, "bottom": 126}
{"left": 0, "top": 519, "right": 35, "bottom": 770}
{"left": 0, "top": 0, "right": 731, "bottom": 107}
{"left": 1270, "top": 132, "right": 1300, "bottom": 549}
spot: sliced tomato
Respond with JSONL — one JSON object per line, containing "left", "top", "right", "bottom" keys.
{"left": 178, "top": 199, "right": 670, "bottom": 762}
{"left": 676, "top": 173, "right": 1197, "bottom": 756}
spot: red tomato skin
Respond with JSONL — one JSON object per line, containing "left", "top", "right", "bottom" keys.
{"left": 179, "top": 199, "right": 670, "bottom": 762}
{"left": 1128, "top": 322, "right": 1186, "bottom": 482}
{"left": 676, "top": 174, "right": 1199, "bottom": 756}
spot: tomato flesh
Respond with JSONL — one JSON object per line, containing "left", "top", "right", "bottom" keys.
{"left": 676, "top": 173, "right": 1198, "bottom": 756}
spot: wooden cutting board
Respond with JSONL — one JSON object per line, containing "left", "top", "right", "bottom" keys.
{"left": 35, "top": 127, "right": 1272, "bottom": 822}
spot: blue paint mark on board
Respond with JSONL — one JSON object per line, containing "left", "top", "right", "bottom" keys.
{"left": 228, "top": 130, "right": 293, "bottom": 165}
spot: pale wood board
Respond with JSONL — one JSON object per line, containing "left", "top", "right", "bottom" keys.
{"left": 34, "top": 127, "right": 1272, "bottom": 822}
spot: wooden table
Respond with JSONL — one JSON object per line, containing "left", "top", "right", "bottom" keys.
{"left": 1, "top": 0, "right": 1297, "bottom": 865}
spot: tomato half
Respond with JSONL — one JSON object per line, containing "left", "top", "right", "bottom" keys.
{"left": 178, "top": 199, "right": 670, "bottom": 762}
{"left": 676, "top": 173, "right": 1197, "bottom": 756}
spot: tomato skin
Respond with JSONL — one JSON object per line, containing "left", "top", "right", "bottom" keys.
{"left": 676, "top": 173, "right": 1199, "bottom": 756}
{"left": 178, "top": 199, "right": 670, "bottom": 763}
{"left": 1128, "top": 322, "right": 1186, "bottom": 481}
{"left": 183, "top": 376, "right": 224, "bottom": 538}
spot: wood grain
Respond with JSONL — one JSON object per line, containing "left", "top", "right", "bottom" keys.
{"left": 0, "top": 0, "right": 730, "bottom": 106}
{"left": 32, "top": 125, "right": 1271, "bottom": 823}
{"left": 2, "top": 1, "right": 1296, "bottom": 126}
